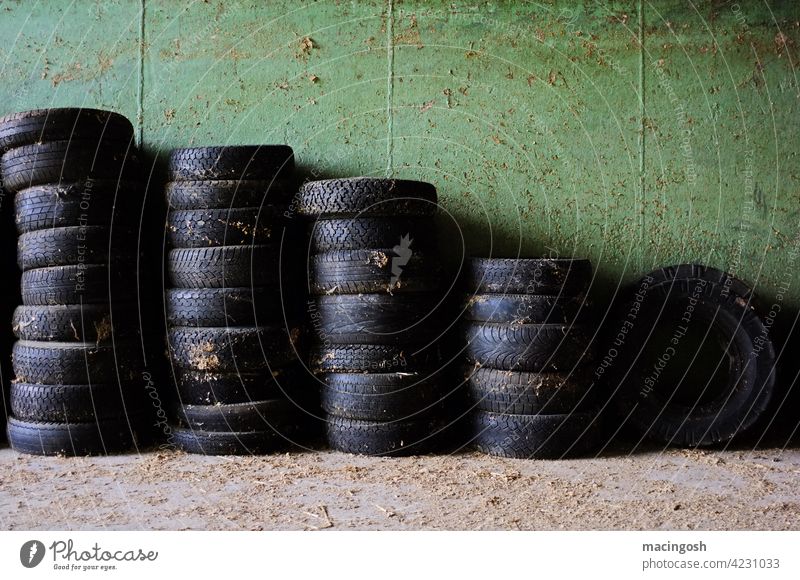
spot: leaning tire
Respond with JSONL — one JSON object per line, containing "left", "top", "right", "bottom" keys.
{"left": 609, "top": 266, "right": 776, "bottom": 447}
{"left": 165, "top": 179, "right": 294, "bottom": 209}
{"left": 165, "top": 287, "right": 284, "bottom": 327}
{"left": 12, "top": 340, "right": 140, "bottom": 385}
{"left": 18, "top": 226, "right": 133, "bottom": 270}
{"left": 171, "top": 426, "right": 298, "bottom": 455}
{"left": 12, "top": 304, "right": 132, "bottom": 342}
{"left": 167, "top": 207, "right": 284, "bottom": 248}
{"left": 465, "top": 294, "right": 585, "bottom": 324}
{"left": 9, "top": 382, "right": 137, "bottom": 422}
{"left": 176, "top": 399, "right": 305, "bottom": 432}
{"left": 310, "top": 343, "right": 438, "bottom": 373}
{"left": 176, "top": 366, "right": 306, "bottom": 405}
{"left": 21, "top": 264, "right": 133, "bottom": 305}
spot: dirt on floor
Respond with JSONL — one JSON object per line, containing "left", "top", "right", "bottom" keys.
{"left": 0, "top": 445, "right": 798, "bottom": 530}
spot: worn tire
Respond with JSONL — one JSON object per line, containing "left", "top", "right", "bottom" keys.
{"left": 465, "top": 367, "right": 594, "bottom": 415}
{"left": 0, "top": 108, "right": 134, "bottom": 151}
{"left": 311, "top": 294, "right": 439, "bottom": 345}
{"left": 165, "top": 179, "right": 295, "bottom": 209}
{"left": 12, "top": 340, "right": 141, "bottom": 385}
{"left": 168, "top": 326, "right": 298, "bottom": 372}
{"left": 321, "top": 372, "right": 436, "bottom": 421}
{"left": 14, "top": 181, "right": 142, "bottom": 233}
{"left": 465, "top": 323, "right": 593, "bottom": 372}
{"left": 21, "top": 264, "right": 133, "bottom": 306}
{"left": 18, "top": 226, "right": 133, "bottom": 270}
{"left": 6, "top": 416, "right": 142, "bottom": 456}
{"left": 310, "top": 250, "right": 439, "bottom": 295}
{"left": 176, "top": 366, "right": 307, "bottom": 405}
{"left": 167, "top": 146, "right": 294, "bottom": 181}
{"left": 168, "top": 245, "right": 279, "bottom": 288}
{"left": 472, "top": 411, "right": 599, "bottom": 459}
{"left": 326, "top": 415, "right": 433, "bottom": 456}
{"left": 298, "top": 178, "right": 437, "bottom": 217}
{"left": 172, "top": 426, "right": 298, "bottom": 455}
{"left": 1, "top": 140, "right": 140, "bottom": 192}
{"left": 465, "top": 294, "right": 585, "bottom": 324}
{"left": 12, "top": 304, "right": 134, "bottom": 342}
{"left": 9, "top": 382, "right": 138, "bottom": 422}
{"left": 310, "top": 343, "right": 438, "bottom": 373}
{"left": 609, "top": 267, "right": 776, "bottom": 447}
{"left": 467, "top": 258, "right": 592, "bottom": 295}
{"left": 167, "top": 207, "right": 284, "bottom": 248}
{"left": 166, "top": 287, "right": 284, "bottom": 327}
{"left": 176, "top": 399, "right": 305, "bottom": 432}
{"left": 309, "top": 217, "right": 435, "bottom": 252}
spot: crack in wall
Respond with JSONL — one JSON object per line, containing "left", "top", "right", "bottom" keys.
{"left": 137, "top": 0, "right": 145, "bottom": 146}
{"left": 638, "top": 0, "right": 646, "bottom": 270}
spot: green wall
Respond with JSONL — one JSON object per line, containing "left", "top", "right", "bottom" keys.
{"left": 0, "top": 0, "right": 798, "bottom": 312}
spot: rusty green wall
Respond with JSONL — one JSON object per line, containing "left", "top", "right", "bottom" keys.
{"left": 0, "top": 0, "right": 798, "bottom": 312}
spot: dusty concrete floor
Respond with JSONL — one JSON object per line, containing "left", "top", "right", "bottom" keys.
{"left": 0, "top": 445, "right": 798, "bottom": 530}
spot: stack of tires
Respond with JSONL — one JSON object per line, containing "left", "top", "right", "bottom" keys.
{"left": 165, "top": 145, "right": 312, "bottom": 455}
{"left": 0, "top": 108, "right": 151, "bottom": 455}
{"left": 298, "top": 178, "right": 444, "bottom": 456}
{"left": 463, "top": 258, "right": 601, "bottom": 458}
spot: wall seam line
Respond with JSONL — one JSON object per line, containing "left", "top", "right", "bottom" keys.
{"left": 137, "top": 0, "right": 145, "bottom": 145}
{"left": 638, "top": 0, "right": 646, "bottom": 270}
{"left": 385, "top": 0, "right": 394, "bottom": 177}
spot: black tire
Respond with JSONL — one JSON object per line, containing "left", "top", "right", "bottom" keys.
{"left": 165, "top": 179, "right": 295, "bottom": 209}
{"left": 0, "top": 140, "right": 140, "bottom": 192}
{"left": 465, "top": 294, "right": 585, "bottom": 324}
{"left": 10, "top": 382, "right": 139, "bottom": 422}
{"left": 12, "top": 304, "right": 135, "bottom": 342}
{"left": 176, "top": 365, "right": 308, "bottom": 405}
{"left": 465, "top": 367, "right": 594, "bottom": 415}
{"left": 6, "top": 416, "right": 142, "bottom": 456}
{"left": 12, "top": 340, "right": 141, "bottom": 385}
{"left": 311, "top": 294, "right": 439, "bottom": 345}
{"left": 167, "top": 146, "right": 294, "bottom": 181}
{"left": 168, "top": 245, "right": 278, "bottom": 288}
{"left": 326, "top": 415, "right": 433, "bottom": 456}
{"left": 309, "top": 217, "right": 435, "bottom": 252}
{"left": 465, "top": 323, "right": 593, "bottom": 372}
{"left": 166, "top": 287, "right": 284, "bottom": 327}
{"left": 467, "top": 258, "right": 592, "bottom": 295}
{"left": 321, "top": 372, "right": 436, "bottom": 421}
{"left": 17, "top": 226, "right": 133, "bottom": 270}
{"left": 310, "top": 343, "right": 438, "bottom": 373}
{"left": 167, "top": 207, "right": 285, "bottom": 248}
{"left": 298, "top": 178, "right": 438, "bottom": 217}
{"left": 176, "top": 399, "right": 305, "bottom": 432}
{"left": 21, "top": 264, "right": 134, "bottom": 306}
{"left": 0, "top": 108, "right": 134, "bottom": 151}
{"left": 14, "top": 181, "right": 142, "bottom": 234}
{"left": 168, "top": 326, "right": 298, "bottom": 373}
{"left": 172, "top": 426, "right": 298, "bottom": 455}
{"left": 310, "top": 250, "right": 439, "bottom": 295}
{"left": 472, "top": 411, "right": 600, "bottom": 459}
{"left": 609, "top": 267, "right": 776, "bottom": 447}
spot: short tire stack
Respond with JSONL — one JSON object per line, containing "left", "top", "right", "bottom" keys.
{"left": 165, "top": 145, "right": 311, "bottom": 455}
{"left": 299, "top": 178, "right": 443, "bottom": 456}
{"left": 464, "top": 258, "right": 601, "bottom": 459}
{"left": 0, "top": 108, "right": 150, "bottom": 455}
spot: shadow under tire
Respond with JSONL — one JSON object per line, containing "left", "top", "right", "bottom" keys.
{"left": 6, "top": 416, "right": 140, "bottom": 456}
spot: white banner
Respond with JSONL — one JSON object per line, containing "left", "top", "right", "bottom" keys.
{"left": 0, "top": 531, "right": 797, "bottom": 579}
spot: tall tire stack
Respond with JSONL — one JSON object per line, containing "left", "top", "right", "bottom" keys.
{"left": 0, "top": 108, "right": 152, "bottom": 456}
{"left": 298, "top": 177, "right": 444, "bottom": 456}
{"left": 464, "top": 258, "right": 601, "bottom": 459}
{"left": 165, "top": 145, "right": 313, "bottom": 455}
